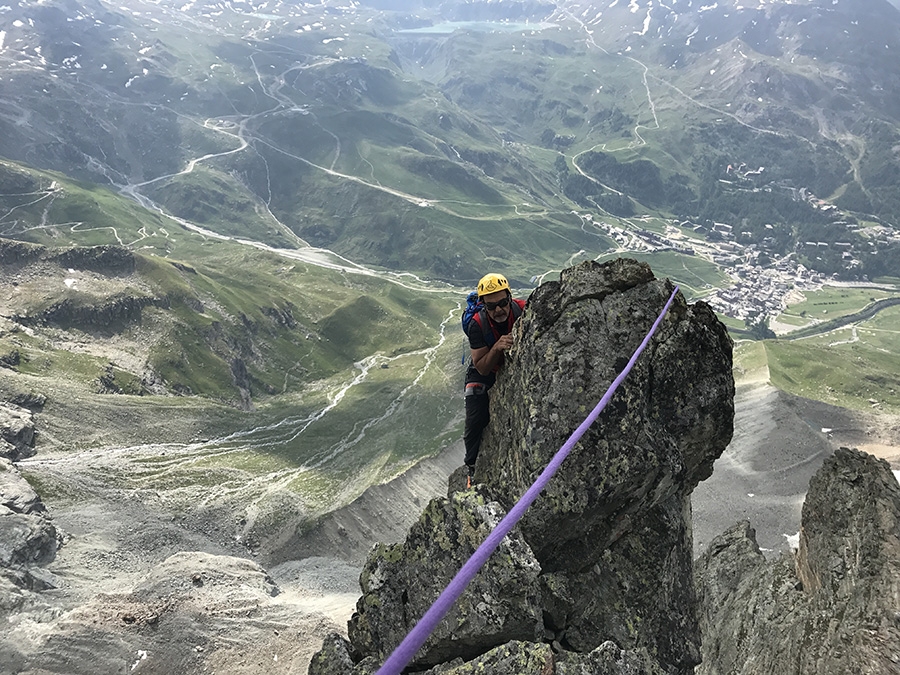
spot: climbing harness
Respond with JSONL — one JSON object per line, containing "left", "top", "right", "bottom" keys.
{"left": 464, "top": 382, "right": 487, "bottom": 397}
{"left": 375, "top": 284, "right": 681, "bottom": 675}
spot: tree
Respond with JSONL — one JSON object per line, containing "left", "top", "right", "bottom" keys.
{"left": 745, "top": 318, "right": 776, "bottom": 340}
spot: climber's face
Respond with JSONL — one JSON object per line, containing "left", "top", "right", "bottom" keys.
{"left": 483, "top": 290, "right": 511, "bottom": 321}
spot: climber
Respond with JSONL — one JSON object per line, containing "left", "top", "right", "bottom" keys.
{"left": 463, "top": 272, "right": 526, "bottom": 486}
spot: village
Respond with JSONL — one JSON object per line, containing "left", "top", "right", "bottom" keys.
{"left": 583, "top": 212, "right": 900, "bottom": 327}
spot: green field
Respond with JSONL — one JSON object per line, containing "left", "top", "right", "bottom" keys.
{"left": 778, "top": 287, "right": 899, "bottom": 321}
{"left": 766, "top": 338, "right": 900, "bottom": 414}
{"left": 732, "top": 340, "right": 770, "bottom": 384}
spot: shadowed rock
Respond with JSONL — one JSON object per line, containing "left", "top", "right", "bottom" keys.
{"left": 695, "top": 447, "right": 900, "bottom": 674}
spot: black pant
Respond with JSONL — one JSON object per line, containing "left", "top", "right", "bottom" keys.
{"left": 464, "top": 389, "right": 490, "bottom": 467}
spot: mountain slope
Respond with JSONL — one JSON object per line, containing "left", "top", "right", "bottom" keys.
{"left": 4, "top": 0, "right": 897, "bottom": 283}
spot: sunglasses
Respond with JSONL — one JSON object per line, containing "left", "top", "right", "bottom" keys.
{"left": 484, "top": 296, "right": 510, "bottom": 311}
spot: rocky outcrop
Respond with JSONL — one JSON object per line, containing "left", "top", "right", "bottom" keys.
{"left": 479, "top": 259, "right": 733, "bottom": 573}
{"left": 0, "top": 458, "right": 60, "bottom": 597}
{"left": 309, "top": 259, "right": 735, "bottom": 674}
{"left": 54, "top": 245, "right": 136, "bottom": 275}
{"left": 0, "top": 402, "right": 36, "bottom": 461}
{"left": 0, "top": 238, "right": 135, "bottom": 275}
{"left": 14, "top": 292, "right": 168, "bottom": 329}
{"left": 0, "top": 457, "right": 46, "bottom": 515}
{"left": 0, "top": 238, "right": 43, "bottom": 265}
{"left": 695, "top": 446, "right": 900, "bottom": 675}
{"left": 347, "top": 487, "right": 543, "bottom": 670}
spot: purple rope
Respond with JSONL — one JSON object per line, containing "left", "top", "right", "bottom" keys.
{"left": 375, "top": 284, "right": 680, "bottom": 675}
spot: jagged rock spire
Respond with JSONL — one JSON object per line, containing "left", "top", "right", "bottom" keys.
{"left": 695, "top": 447, "right": 900, "bottom": 675}
{"left": 310, "top": 259, "right": 735, "bottom": 674}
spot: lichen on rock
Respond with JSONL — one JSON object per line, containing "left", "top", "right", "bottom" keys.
{"left": 347, "top": 485, "right": 543, "bottom": 669}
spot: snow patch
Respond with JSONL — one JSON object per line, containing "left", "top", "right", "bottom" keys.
{"left": 130, "top": 650, "right": 148, "bottom": 671}
{"left": 635, "top": 7, "right": 652, "bottom": 35}
{"left": 783, "top": 532, "right": 800, "bottom": 550}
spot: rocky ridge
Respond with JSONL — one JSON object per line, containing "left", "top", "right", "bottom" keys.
{"left": 309, "top": 259, "right": 736, "bottom": 674}
{"left": 695, "top": 446, "right": 900, "bottom": 674}
{"left": 308, "top": 259, "right": 900, "bottom": 674}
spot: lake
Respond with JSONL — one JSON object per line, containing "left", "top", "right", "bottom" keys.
{"left": 396, "top": 21, "right": 557, "bottom": 35}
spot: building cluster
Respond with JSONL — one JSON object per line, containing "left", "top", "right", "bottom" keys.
{"left": 704, "top": 252, "right": 824, "bottom": 323}
{"left": 587, "top": 217, "right": 695, "bottom": 255}
{"left": 582, "top": 166, "right": 900, "bottom": 323}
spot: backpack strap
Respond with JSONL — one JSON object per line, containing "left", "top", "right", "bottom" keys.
{"left": 471, "top": 309, "right": 496, "bottom": 349}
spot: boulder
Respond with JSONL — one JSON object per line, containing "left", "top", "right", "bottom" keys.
{"left": 695, "top": 447, "right": 900, "bottom": 674}
{"left": 0, "top": 459, "right": 57, "bottom": 574}
{"left": 479, "top": 259, "right": 734, "bottom": 573}
{"left": 347, "top": 486, "right": 543, "bottom": 669}
{"left": 0, "top": 403, "right": 36, "bottom": 461}
{"left": 0, "top": 457, "right": 46, "bottom": 514}
{"left": 310, "top": 259, "right": 735, "bottom": 674}
{"left": 0, "top": 511, "right": 59, "bottom": 568}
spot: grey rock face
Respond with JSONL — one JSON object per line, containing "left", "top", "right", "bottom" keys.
{"left": 479, "top": 259, "right": 734, "bottom": 573}
{"left": 0, "top": 511, "right": 59, "bottom": 568}
{"left": 0, "top": 459, "right": 57, "bottom": 571}
{"left": 347, "top": 486, "right": 543, "bottom": 669}
{"left": 0, "top": 403, "right": 36, "bottom": 461}
{"left": 542, "top": 495, "right": 700, "bottom": 671}
{"left": 0, "top": 458, "right": 59, "bottom": 614}
{"left": 695, "top": 447, "right": 900, "bottom": 674}
{"left": 1, "top": 457, "right": 46, "bottom": 514}
{"left": 310, "top": 259, "right": 735, "bottom": 675}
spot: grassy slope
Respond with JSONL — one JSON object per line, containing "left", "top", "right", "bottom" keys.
{"left": 761, "top": 287, "right": 900, "bottom": 413}
{"left": 1, "top": 227, "right": 466, "bottom": 541}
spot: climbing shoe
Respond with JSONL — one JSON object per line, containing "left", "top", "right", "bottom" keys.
{"left": 466, "top": 464, "right": 475, "bottom": 489}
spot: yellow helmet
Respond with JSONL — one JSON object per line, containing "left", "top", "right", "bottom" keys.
{"left": 477, "top": 273, "right": 510, "bottom": 298}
